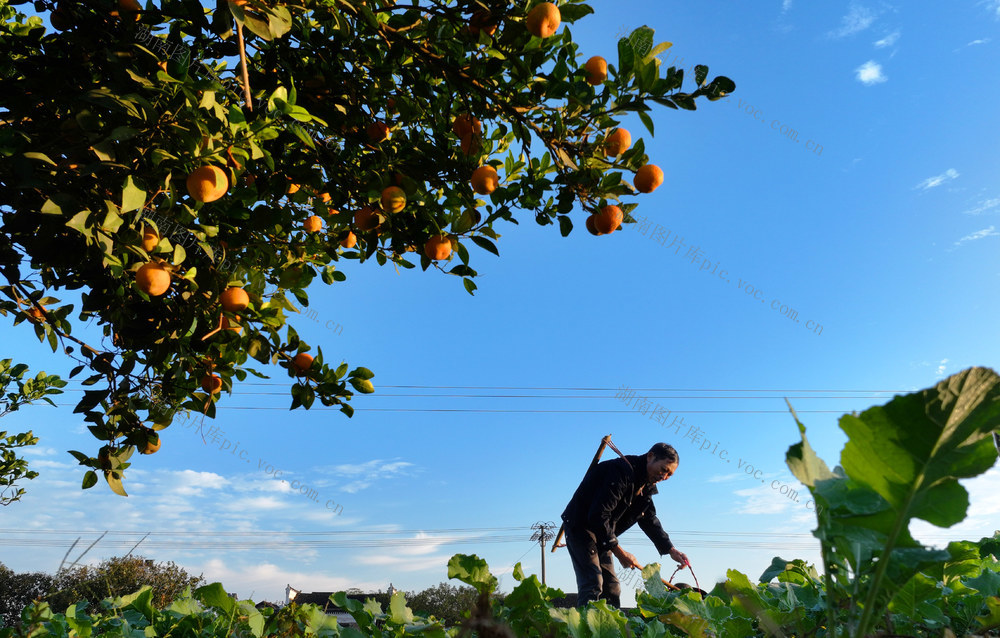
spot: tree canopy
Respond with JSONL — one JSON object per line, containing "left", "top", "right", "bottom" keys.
{"left": 406, "top": 581, "right": 483, "bottom": 626}
{"left": 0, "top": 359, "right": 65, "bottom": 504}
{"left": 0, "top": 556, "right": 204, "bottom": 625}
{"left": 0, "top": 0, "right": 734, "bottom": 495}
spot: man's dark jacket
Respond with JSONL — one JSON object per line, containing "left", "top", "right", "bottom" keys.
{"left": 561, "top": 454, "right": 674, "bottom": 555}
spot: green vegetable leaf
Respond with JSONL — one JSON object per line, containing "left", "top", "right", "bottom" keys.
{"left": 388, "top": 591, "right": 414, "bottom": 624}
{"left": 194, "top": 582, "right": 237, "bottom": 614}
{"left": 447, "top": 554, "right": 497, "bottom": 595}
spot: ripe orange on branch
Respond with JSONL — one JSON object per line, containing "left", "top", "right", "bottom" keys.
{"left": 50, "top": 8, "right": 72, "bottom": 30}
{"left": 140, "top": 432, "right": 161, "bottom": 454}
{"left": 112, "top": 0, "right": 141, "bottom": 21}
{"left": 634, "top": 164, "right": 664, "bottom": 193}
{"left": 141, "top": 225, "right": 160, "bottom": 252}
{"left": 341, "top": 231, "right": 358, "bottom": 248}
{"left": 604, "top": 128, "right": 631, "bottom": 157}
{"left": 460, "top": 133, "right": 483, "bottom": 156}
{"left": 453, "top": 114, "right": 483, "bottom": 139}
{"left": 585, "top": 214, "right": 604, "bottom": 236}
{"left": 584, "top": 56, "right": 608, "bottom": 85}
{"left": 292, "top": 352, "right": 314, "bottom": 376}
{"left": 220, "top": 286, "right": 250, "bottom": 312}
{"left": 424, "top": 235, "right": 453, "bottom": 261}
{"left": 469, "top": 10, "right": 498, "bottom": 36}
{"left": 304, "top": 215, "right": 324, "bottom": 233}
{"left": 471, "top": 165, "right": 499, "bottom": 195}
{"left": 594, "top": 205, "right": 623, "bottom": 234}
{"left": 135, "top": 262, "right": 171, "bottom": 296}
{"left": 354, "top": 206, "right": 381, "bottom": 232}
{"left": 366, "top": 121, "right": 391, "bottom": 143}
{"left": 526, "top": 2, "right": 560, "bottom": 38}
{"left": 25, "top": 304, "right": 46, "bottom": 323}
{"left": 186, "top": 165, "right": 229, "bottom": 203}
{"left": 381, "top": 186, "right": 407, "bottom": 213}
{"left": 201, "top": 374, "right": 223, "bottom": 394}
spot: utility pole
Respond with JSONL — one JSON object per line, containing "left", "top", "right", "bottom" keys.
{"left": 530, "top": 521, "right": 555, "bottom": 585}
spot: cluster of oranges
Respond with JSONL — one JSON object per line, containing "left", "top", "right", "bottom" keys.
{"left": 464, "top": 2, "right": 664, "bottom": 239}
{"left": 584, "top": 127, "right": 664, "bottom": 236}
{"left": 577, "top": 49, "right": 665, "bottom": 236}
{"left": 133, "top": 165, "right": 232, "bottom": 300}
{"left": 131, "top": 0, "right": 661, "bottom": 362}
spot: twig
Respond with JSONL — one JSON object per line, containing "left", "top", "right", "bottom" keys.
{"left": 236, "top": 22, "right": 252, "bottom": 110}
{"left": 122, "top": 532, "right": 150, "bottom": 559}
{"left": 66, "top": 530, "right": 107, "bottom": 572}
{"left": 56, "top": 537, "right": 80, "bottom": 573}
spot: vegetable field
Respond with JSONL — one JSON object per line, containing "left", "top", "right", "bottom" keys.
{"left": 5, "top": 367, "right": 1000, "bottom": 637}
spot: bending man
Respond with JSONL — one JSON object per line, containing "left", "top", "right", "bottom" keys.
{"left": 561, "top": 442, "right": 688, "bottom": 608}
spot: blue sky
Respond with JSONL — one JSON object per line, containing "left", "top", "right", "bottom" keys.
{"left": 3, "top": 0, "right": 1000, "bottom": 609}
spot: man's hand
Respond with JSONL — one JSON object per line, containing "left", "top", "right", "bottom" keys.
{"left": 668, "top": 547, "right": 689, "bottom": 567}
{"left": 612, "top": 545, "right": 642, "bottom": 570}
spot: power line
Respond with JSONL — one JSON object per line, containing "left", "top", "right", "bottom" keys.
{"left": 0, "top": 527, "right": 968, "bottom": 554}
{"left": 52, "top": 390, "right": 898, "bottom": 399}
{"left": 0, "top": 527, "right": 531, "bottom": 535}
{"left": 53, "top": 382, "right": 910, "bottom": 393}
{"left": 46, "top": 404, "right": 864, "bottom": 413}
{"left": 45, "top": 380, "right": 904, "bottom": 413}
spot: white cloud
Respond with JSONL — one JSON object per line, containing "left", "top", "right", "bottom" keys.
{"left": 318, "top": 459, "right": 416, "bottom": 494}
{"left": 874, "top": 31, "right": 900, "bottom": 47}
{"left": 936, "top": 359, "right": 949, "bottom": 378}
{"left": 916, "top": 168, "right": 959, "bottom": 190}
{"left": 963, "top": 197, "right": 1000, "bottom": 215}
{"left": 170, "top": 469, "right": 230, "bottom": 495}
{"left": 855, "top": 60, "right": 887, "bottom": 85}
{"left": 221, "top": 496, "right": 288, "bottom": 511}
{"left": 982, "top": 0, "right": 1000, "bottom": 18}
{"left": 831, "top": 4, "right": 877, "bottom": 38}
{"left": 23, "top": 446, "right": 59, "bottom": 457}
{"left": 393, "top": 532, "right": 459, "bottom": 557}
{"left": 355, "top": 552, "right": 452, "bottom": 573}
{"left": 32, "top": 460, "right": 73, "bottom": 469}
{"left": 954, "top": 226, "right": 999, "bottom": 247}
{"left": 967, "top": 38, "right": 991, "bottom": 46}
{"left": 732, "top": 487, "right": 793, "bottom": 515}
{"left": 782, "top": 0, "right": 793, "bottom": 11}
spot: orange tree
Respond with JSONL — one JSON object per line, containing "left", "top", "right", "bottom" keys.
{"left": 0, "top": 0, "right": 734, "bottom": 494}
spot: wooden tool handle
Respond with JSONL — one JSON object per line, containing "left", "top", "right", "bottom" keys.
{"left": 551, "top": 435, "right": 613, "bottom": 552}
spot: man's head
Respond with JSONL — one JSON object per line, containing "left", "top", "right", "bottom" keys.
{"left": 646, "top": 443, "right": 679, "bottom": 484}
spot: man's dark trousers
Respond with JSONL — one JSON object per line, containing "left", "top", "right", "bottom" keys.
{"left": 564, "top": 523, "right": 621, "bottom": 608}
